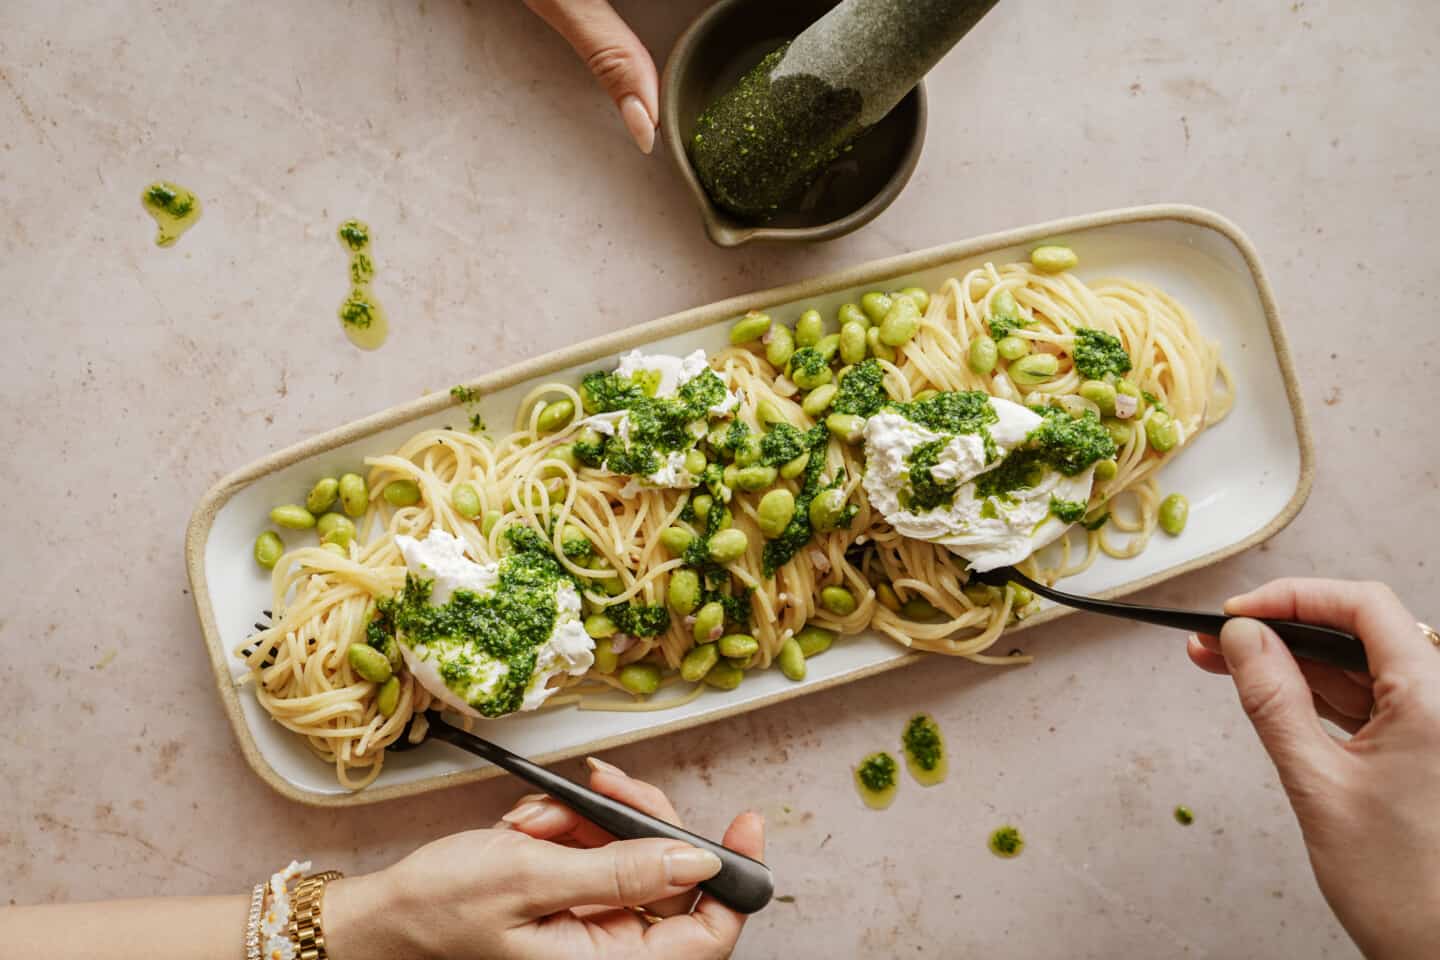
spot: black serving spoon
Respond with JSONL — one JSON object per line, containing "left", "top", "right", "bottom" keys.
{"left": 969, "top": 566, "right": 1368, "bottom": 673}
{"left": 388, "top": 710, "right": 774, "bottom": 914}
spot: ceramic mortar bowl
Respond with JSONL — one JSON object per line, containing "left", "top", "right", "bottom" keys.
{"left": 661, "top": 0, "right": 927, "bottom": 247}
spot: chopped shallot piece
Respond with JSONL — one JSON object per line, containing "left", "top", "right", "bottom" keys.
{"left": 683, "top": 615, "right": 697, "bottom": 629}
{"left": 609, "top": 633, "right": 636, "bottom": 654}
{"left": 707, "top": 624, "right": 724, "bottom": 641}
{"left": 1114, "top": 393, "right": 1138, "bottom": 419}
{"left": 761, "top": 327, "right": 776, "bottom": 345}
{"left": 808, "top": 548, "right": 831, "bottom": 574}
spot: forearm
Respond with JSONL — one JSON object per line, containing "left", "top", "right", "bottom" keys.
{"left": 0, "top": 895, "right": 248, "bottom": 960}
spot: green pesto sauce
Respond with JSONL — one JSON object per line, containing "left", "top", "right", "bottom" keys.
{"left": 578, "top": 367, "right": 727, "bottom": 478}
{"left": 1174, "top": 805, "right": 1195, "bottom": 826}
{"left": 1081, "top": 510, "right": 1110, "bottom": 531}
{"left": 907, "top": 440, "right": 957, "bottom": 513}
{"left": 902, "top": 713, "right": 944, "bottom": 772}
{"left": 141, "top": 181, "right": 201, "bottom": 247}
{"left": 988, "top": 305, "right": 1030, "bottom": 341}
{"left": 989, "top": 825, "right": 1024, "bottom": 858}
{"left": 974, "top": 447, "right": 1048, "bottom": 500}
{"left": 832, "top": 359, "right": 888, "bottom": 418}
{"left": 377, "top": 528, "right": 569, "bottom": 717}
{"left": 1072, "top": 328, "right": 1132, "bottom": 380}
{"left": 337, "top": 219, "right": 388, "bottom": 350}
{"left": 1049, "top": 495, "right": 1087, "bottom": 524}
{"left": 450, "top": 386, "right": 486, "bottom": 434}
{"left": 689, "top": 43, "right": 865, "bottom": 220}
{"left": 608, "top": 602, "right": 671, "bottom": 638}
{"left": 789, "top": 346, "right": 829, "bottom": 380}
{"left": 760, "top": 422, "right": 819, "bottom": 469}
{"left": 1029, "top": 408, "right": 1116, "bottom": 475}
{"left": 892, "top": 390, "right": 999, "bottom": 437}
{"left": 761, "top": 429, "right": 853, "bottom": 576}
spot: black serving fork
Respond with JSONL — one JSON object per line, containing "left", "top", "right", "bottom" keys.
{"left": 388, "top": 710, "right": 774, "bottom": 914}
{"left": 969, "top": 566, "right": 1368, "bottom": 673}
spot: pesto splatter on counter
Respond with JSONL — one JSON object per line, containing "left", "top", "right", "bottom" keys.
{"left": 1072, "top": 328, "right": 1132, "bottom": 380}
{"left": 337, "top": 219, "right": 388, "bottom": 350}
{"left": 141, "top": 181, "right": 201, "bottom": 247}
{"left": 854, "top": 751, "right": 899, "bottom": 809}
{"left": 901, "top": 713, "right": 947, "bottom": 786}
{"left": 989, "top": 825, "right": 1024, "bottom": 858}
{"left": 1174, "top": 805, "right": 1195, "bottom": 826}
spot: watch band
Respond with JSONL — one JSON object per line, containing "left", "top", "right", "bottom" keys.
{"left": 289, "top": 870, "right": 345, "bottom": 960}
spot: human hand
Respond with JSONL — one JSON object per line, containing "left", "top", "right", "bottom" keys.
{"left": 324, "top": 758, "right": 764, "bottom": 960}
{"left": 523, "top": 0, "right": 659, "bottom": 154}
{"left": 1187, "top": 578, "right": 1440, "bottom": 959}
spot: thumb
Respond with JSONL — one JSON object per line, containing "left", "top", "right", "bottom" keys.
{"left": 513, "top": 838, "right": 721, "bottom": 916}
{"left": 524, "top": 0, "right": 659, "bottom": 153}
{"left": 1221, "top": 617, "right": 1339, "bottom": 788}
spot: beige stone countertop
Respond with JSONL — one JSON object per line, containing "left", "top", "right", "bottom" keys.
{"left": 3, "top": 1, "right": 1436, "bottom": 956}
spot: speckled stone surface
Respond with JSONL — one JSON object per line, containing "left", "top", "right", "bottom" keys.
{"left": 3, "top": 2, "right": 1436, "bottom": 957}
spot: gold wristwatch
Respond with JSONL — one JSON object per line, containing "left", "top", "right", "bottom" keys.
{"left": 289, "top": 870, "right": 345, "bottom": 960}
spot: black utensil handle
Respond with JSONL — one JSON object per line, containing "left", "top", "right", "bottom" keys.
{"left": 1008, "top": 570, "right": 1369, "bottom": 673}
{"left": 429, "top": 722, "right": 774, "bottom": 914}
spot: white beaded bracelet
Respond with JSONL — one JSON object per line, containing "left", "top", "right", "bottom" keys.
{"left": 244, "top": 882, "right": 266, "bottom": 960}
{"left": 247, "top": 860, "right": 310, "bottom": 960}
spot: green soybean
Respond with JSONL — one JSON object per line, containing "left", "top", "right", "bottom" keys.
{"left": 1146, "top": 412, "right": 1180, "bottom": 453}
{"left": 1006, "top": 583, "right": 1034, "bottom": 608}
{"left": 1031, "top": 245, "right": 1079, "bottom": 273}
{"left": 591, "top": 637, "right": 619, "bottom": 674}
{"left": 481, "top": 509, "right": 502, "bottom": 537}
{"left": 684, "top": 449, "right": 709, "bottom": 476}
{"left": 756, "top": 398, "right": 787, "bottom": 427}
{"left": 795, "top": 309, "right": 824, "bottom": 347}
{"left": 347, "top": 643, "right": 392, "bottom": 683}
{"left": 913, "top": 389, "right": 938, "bottom": 402}
{"left": 693, "top": 601, "right": 725, "bottom": 643}
{"left": 1116, "top": 379, "right": 1143, "bottom": 412}
{"left": 765, "top": 324, "right": 795, "bottom": 368}
{"left": 376, "top": 676, "right": 401, "bottom": 717}
{"left": 878, "top": 295, "right": 921, "bottom": 347}
{"left": 270, "top": 504, "right": 316, "bottom": 529}
{"left": 618, "top": 663, "right": 662, "bottom": 695}
{"left": 968, "top": 335, "right": 998, "bottom": 375}
{"left": 780, "top": 452, "right": 810, "bottom": 481}
{"left": 757, "top": 489, "right": 796, "bottom": 539}
{"left": 901, "top": 597, "right": 941, "bottom": 620}
{"left": 1103, "top": 418, "right": 1132, "bottom": 447}
{"left": 1079, "top": 379, "right": 1118, "bottom": 416}
{"left": 584, "top": 613, "right": 618, "bottom": 639}
{"left": 777, "top": 637, "right": 806, "bottom": 681}
{"left": 659, "top": 526, "right": 694, "bottom": 556}
{"left": 254, "top": 531, "right": 284, "bottom": 569}
{"left": 681, "top": 643, "right": 719, "bottom": 682}
{"left": 735, "top": 465, "right": 777, "bottom": 492}
{"left": 382, "top": 479, "right": 421, "bottom": 507}
{"left": 795, "top": 625, "right": 836, "bottom": 658}
{"left": 990, "top": 288, "right": 1019, "bottom": 319}
{"left": 1159, "top": 493, "right": 1189, "bottom": 535}
{"left": 838, "top": 302, "right": 869, "bottom": 329}
{"left": 708, "top": 528, "right": 749, "bottom": 564}
{"left": 703, "top": 660, "right": 744, "bottom": 690}
{"left": 962, "top": 584, "right": 999, "bottom": 605}
{"left": 866, "top": 326, "right": 897, "bottom": 362}
{"left": 826, "top": 413, "right": 865, "bottom": 444}
{"left": 820, "top": 585, "right": 857, "bottom": 616}
{"left": 305, "top": 478, "right": 339, "bottom": 514}
{"left": 875, "top": 582, "right": 901, "bottom": 612}
{"left": 668, "top": 569, "right": 702, "bottom": 616}
{"left": 722, "top": 463, "right": 740, "bottom": 490}
{"left": 450, "top": 482, "right": 482, "bottom": 519}
{"left": 808, "top": 488, "right": 847, "bottom": 532}
{"left": 838, "top": 321, "right": 869, "bottom": 365}
{"left": 802, "top": 383, "right": 838, "bottom": 417}
{"left": 1094, "top": 458, "right": 1118, "bottom": 483}
{"left": 730, "top": 311, "right": 772, "bottom": 344}
{"left": 734, "top": 434, "right": 763, "bottom": 466}
{"left": 317, "top": 513, "right": 355, "bottom": 547}
{"left": 536, "top": 399, "right": 575, "bottom": 434}
{"left": 545, "top": 444, "right": 579, "bottom": 471}
{"left": 1009, "top": 354, "right": 1058, "bottom": 385}
{"left": 860, "top": 291, "right": 893, "bottom": 325}
{"left": 320, "top": 542, "right": 348, "bottom": 557}
{"left": 996, "top": 336, "right": 1030, "bottom": 361}
{"left": 718, "top": 633, "right": 759, "bottom": 658}
{"left": 338, "top": 473, "right": 368, "bottom": 517}
{"left": 814, "top": 333, "right": 841, "bottom": 363}
{"left": 898, "top": 287, "right": 930, "bottom": 313}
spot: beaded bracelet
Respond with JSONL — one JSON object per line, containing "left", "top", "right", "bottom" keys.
{"left": 247, "top": 860, "right": 310, "bottom": 960}
{"left": 244, "top": 882, "right": 266, "bottom": 960}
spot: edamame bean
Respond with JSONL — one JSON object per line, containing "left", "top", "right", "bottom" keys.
{"left": 592, "top": 637, "right": 619, "bottom": 674}
{"left": 668, "top": 569, "right": 702, "bottom": 616}
{"left": 722, "top": 463, "right": 740, "bottom": 490}
{"left": 878, "top": 295, "right": 921, "bottom": 347}
{"left": 757, "top": 489, "right": 796, "bottom": 539}
{"left": 347, "top": 643, "right": 392, "bottom": 683}
{"left": 1009, "top": 354, "right": 1059, "bottom": 385}
{"left": 780, "top": 452, "right": 810, "bottom": 480}
{"left": 718, "top": 633, "right": 759, "bottom": 658}
{"left": 790, "top": 361, "right": 832, "bottom": 391}
{"left": 376, "top": 676, "right": 401, "bottom": 717}
{"left": 708, "top": 528, "right": 749, "bottom": 564}
{"left": 450, "top": 482, "right": 482, "bottom": 519}
{"left": 1115, "top": 379, "right": 1143, "bottom": 416}
{"left": 901, "top": 597, "right": 940, "bottom": 620}
{"left": 317, "top": 512, "right": 356, "bottom": 547}
{"left": 536, "top": 398, "right": 575, "bottom": 434}
{"left": 684, "top": 449, "right": 708, "bottom": 476}
{"left": 693, "top": 601, "right": 725, "bottom": 643}
{"left": 777, "top": 637, "right": 806, "bottom": 681}
{"left": 545, "top": 444, "right": 579, "bottom": 471}
{"left": 735, "top": 465, "right": 777, "bottom": 492}
{"left": 809, "top": 488, "right": 847, "bottom": 532}
{"left": 866, "top": 325, "right": 897, "bottom": 362}
{"left": 482, "top": 509, "right": 502, "bottom": 536}
{"left": 320, "top": 542, "right": 347, "bottom": 557}
{"left": 820, "top": 585, "right": 857, "bottom": 616}
{"left": 795, "top": 625, "right": 836, "bottom": 658}
{"left": 338, "top": 473, "right": 368, "bottom": 517}
{"left": 814, "top": 333, "right": 841, "bottom": 363}
{"left": 1079, "top": 379, "right": 1118, "bottom": 416}
{"left": 913, "top": 389, "right": 938, "bottom": 402}
{"left": 875, "top": 582, "right": 901, "bottom": 612}
{"left": 254, "top": 531, "right": 284, "bottom": 569}
{"left": 270, "top": 504, "right": 316, "bottom": 529}
{"left": 618, "top": 663, "right": 662, "bottom": 695}
{"left": 730, "top": 311, "right": 772, "bottom": 345}
{"left": 826, "top": 413, "right": 865, "bottom": 444}
{"left": 1092, "top": 458, "right": 1119, "bottom": 483}
{"left": 802, "top": 384, "right": 838, "bottom": 417}
{"left": 681, "top": 643, "right": 719, "bottom": 682}
{"left": 756, "top": 398, "right": 787, "bottom": 427}
{"left": 1159, "top": 493, "right": 1189, "bottom": 535}
{"left": 996, "top": 336, "right": 1030, "bottom": 360}
{"left": 659, "top": 526, "right": 693, "bottom": 556}
{"left": 765, "top": 324, "right": 795, "bottom": 368}
{"left": 382, "top": 479, "right": 421, "bottom": 507}
{"left": 691, "top": 493, "right": 714, "bottom": 521}
{"left": 577, "top": 425, "right": 605, "bottom": 451}
{"left": 1031, "top": 245, "right": 1078, "bottom": 273}
{"left": 860, "top": 291, "right": 893, "bottom": 324}
{"left": 796, "top": 309, "right": 824, "bottom": 347}
{"left": 990, "top": 288, "right": 1019, "bottom": 319}
{"left": 305, "top": 478, "right": 339, "bottom": 514}
{"left": 837, "top": 321, "right": 868, "bottom": 365}
{"left": 734, "top": 435, "right": 763, "bottom": 467}
{"left": 584, "top": 613, "right": 618, "bottom": 639}
{"left": 962, "top": 584, "right": 998, "bottom": 605}
{"left": 1103, "top": 418, "right": 1132, "bottom": 447}
{"left": 968, "top": 335, "right": 998, "bottom": 374}
{"left": 898, "top": 286, "right": 930, "bottom": 313}
{"left": 1006, "top": 583, "right": 1034, "bottom": 608}
{"left": 703, "top": 660, "right": 744, "bottom": 690}
{"left": 838, "top": 302, "right": 869, "bottom": 329}
{"left": 1146, "top": 412, "right": 1180, "bottom": 453}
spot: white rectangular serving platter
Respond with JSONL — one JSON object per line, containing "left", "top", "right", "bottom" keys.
{"left": 186, "top": 205, "right": 1312, "bottom": 807}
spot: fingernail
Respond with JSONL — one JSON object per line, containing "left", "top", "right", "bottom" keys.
{"left": 664, "top": 846, "right": 722, "bottom": 885}
{"left": 502, "top": 800, "right": 566, "bottom": 831}
{"left": 587, "top": 756, "right": 625, "bottom": 777}
{"left": 1220, "top": 617, "right": 1266, "bottom": 662}
{"left": 619, "top": 95, "right": 655, "bottom": 154}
